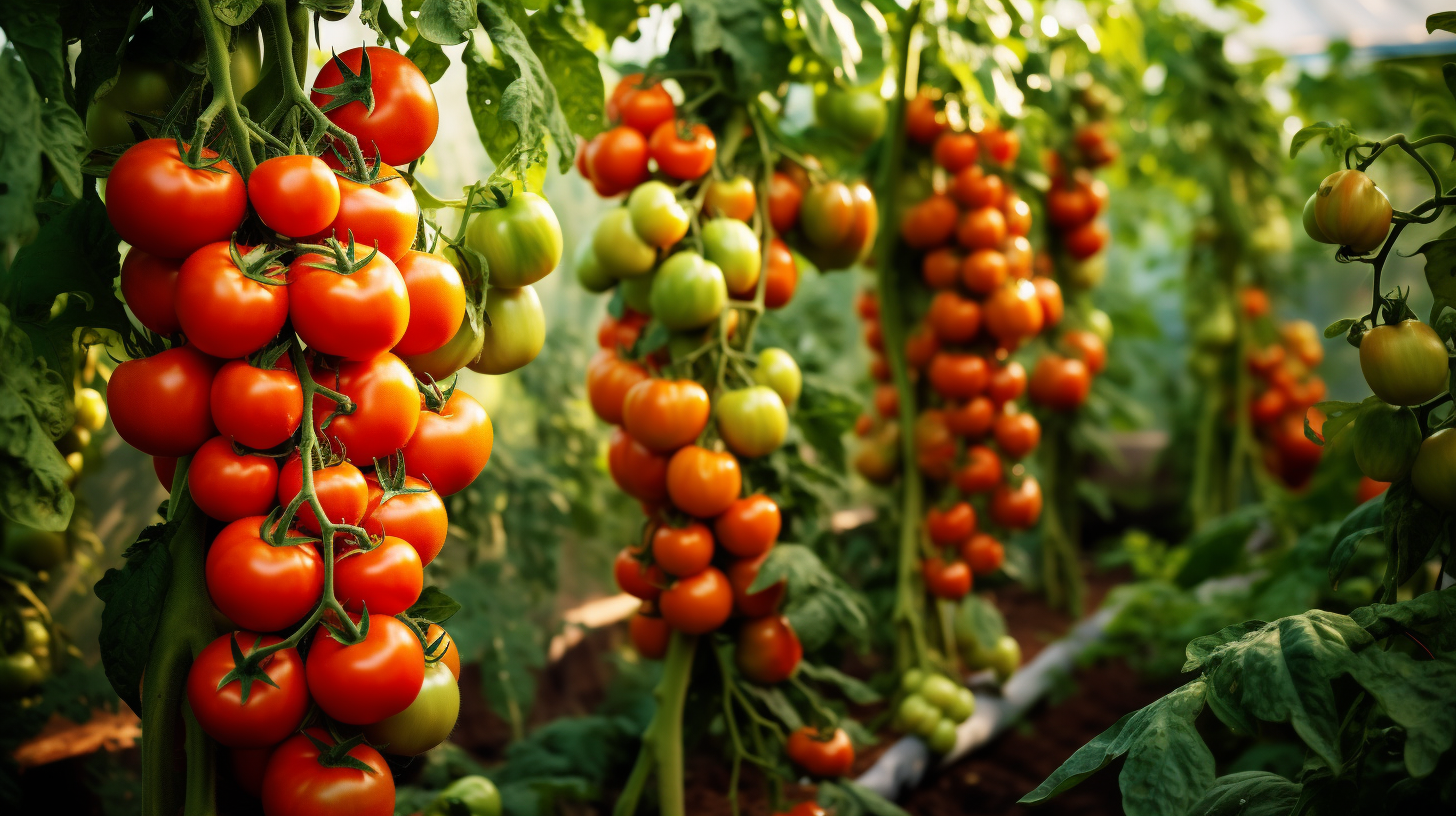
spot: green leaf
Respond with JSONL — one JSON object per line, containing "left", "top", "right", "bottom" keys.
{"left": 213, "top": 0, "right": 263, "bottom": 25}
{"left": 1442, "top": 64, "right": 1456, "bottom": 106}
{"left": 1174, "top": 505, "right": 1264, "bottom": 587}
{"left": 0, "top": 48, "right": 44, "bottom": 246}
{"left": 1186, "top": 772, "right": 1301, "bottom": 816}
{"left": 738, "top": 683, "right": 804, "bottom": 730}
{"left": 527, "top": 10, "right": 606, "bottom": 143}
{"left": 796, "top": 0, "right": 874, "bottom": 85}
{"left": 1020, "top": 679, "right": 1211, "bottom": 807}
{"left": 0, "top": 0, "right": 67, "bottom": 98}
{"left": 416, "top": 0, "right": 477, "bottom": 45}
{"left": 679, "top": 0, "right": 785, "bottom": 92}
{"left": 38, "top": 100, "right": 85, "bottom": 200}
{"left": 1323, "top": 317, "right": 1356, "bottom": 339}
{"left": 1183, "top": 621, "right": 1267, "bottom": 673}
{"left": 472, "top": 0, "right": 580, "bottom": 172}
{"left": 73, "top": 0, "right": 145, "bottom": 115}
{"left": 1306, "top": 397, "right": 1375, "bottom": 448}
{"left": 954, "top": 593, "right": 1007, "bottom": 652}
{"left": 445, "top": 560, "right": 545, "bottom": 729}
{"left": 1348, "top": 648, "right": 1456, "bottom": 778}
{"left": 1380, "top": 479, "right": 1446, "bottom": 594}
{"left": 1351, "top": 585, "right": 1456, "bottom": 649}
{"left": 794, "top": 377, "right": 860, "bottom": 471}
{"left": 1328, "top": 494, "right": 1384, "bottom": 587}
{"left": 405, "top": 35, "right": 450, "bottom": 83}
{"left": 1427, "top": 12, "right": 1456, "bottom": 34}
{"left": 0, "top": 303, "right": 74, "bottom": 531}
{"left": 796, "top": 661, "right": 880, "bottom": 704}
{"left": 94, "top": 521, "right": 175, "bottom": 713}
{"left": 817, "top": 780, "right": 913, "bottom": 816}
{"left": 1289, "top": 121, "right": 1335, "bottom": 158}
{"left": 1415, "top": 226, "right": 1456, "bottom": 327}
{"left": 408, "top": 585, "right": 462, "bottom": 623}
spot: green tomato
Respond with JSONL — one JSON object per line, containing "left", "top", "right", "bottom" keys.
{"left": 593, "top": 208, "right": 657, "bottom": 278}
{"left": 1194, "top": 305, "right": 1236, "bottom": 348}
{"left": 649, "top": 252, "right": 726, "bottom": 330}
{"left": 913, "top": 709, "right": 943, "bottom": 739}
{"left": 896, "top": 693, "right": 935, "bottom": 733}
{"left": 1411, "top": 428, "right": 1456, "bottom": 512}
{"left": 927, "top": 717, "right": 958, "bottom": 754}
{"left": 753, "top": 348, "right": 802, "bottom": 407}
{"left": 85, "top": 62, "right": 174, "bottom": 148}
{"left": 628, "top": 181, "right": 690, "bottom": 248}
{"left": 23, "top": 619, "right": 50, "bottom": 655}
{"left": 1301, "top": 193, "right": 1332, "bottom": 245}
{"left": 466, "top": 191, "right": 564, "bottom": 289}
{"left": 470, "top": 285, "right": 546, "bottom": 375}
{"left": 919, "top": 674, "right": 961, "bottom": 712}
{"left": 75, "top": 387, "right": 108, "bottom": 432}
{"left": 1067, "top": 253, "right": 1106, "bottom": 290}
{"left": 4, "top": 527, "right": 67, "bottom": 571}
{"left": 702, "top": 218, "right": 761, "bottom": 296}
{"left": 426, "top": 775, "right": 503, "bottom": 816}
{"left": 989, "top": 636, "right": 1021, "bottom": 682}
{"left": 620, "top": 274, "right": 655, "bottom": 316}
{"left": 363, "top": 661, "right": 460, "bottom": 755}
{"left": 1085, "top": 309, "right": 1113, "bottom": 342}
{"left": 817, "top": 87, "right": 887, "bottom": 144}
{"left": 574, "top": 241, "right": 616, "bottom": 293}
{"left": 0, "top": 651, "right": 46, "bottom": 696}
{"left": 402, "top": 313, "right": 485, "bottom": 382}
{"left": 1359, "top": 320, "right": 1450, "bottom": 407}
{"left": 1353, "top": 404, "right": 1422, "bottom": 482}
{"left": 899, "top": 668, "right": 926, "bottom": 694}
{"left": 944, "top": 687, "right": 975, "bottom": 724}
{"left": 717, "top": 386, "right": 788, "bottom": 458}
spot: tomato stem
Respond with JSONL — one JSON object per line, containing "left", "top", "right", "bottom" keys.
{"left": 194, "top": 0, "right": 257, "bottom": 175}
{"left": 614, "top": 631, "right": 697, "bottom": 816}
{"left": 258, "top": 0, "right": 369, "bottom": 173}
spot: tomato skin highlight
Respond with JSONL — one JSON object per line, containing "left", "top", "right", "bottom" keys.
{"left": 248, "top": 155, "right": 341, "bottom": 237}
{"left": 311, "top": 46, "right": 439, "bottom": 166}
{"left": 120, "top": 249, "right": 183, "bottom": 335}
{"left": 311, "top": 353, "right": 421, "bottom": 466}
{"left": 289, "top": 249, "right": 409, "bottom": 361}
{"left": 187, "top": 632, "right": 309, "bottom": 748}
{"left": 659, "top": 566, "right": 733, "bottom": 634}
{"left": 391, "top": 251, "right": 466, "bottom": 356}
{"left": 261, "top": 728, "right": 395, "bottom": 816}
{"left": 403, "top": 390, "right": 494, "bottom": 496}
{"left": 735, "top": 615, "right": 802, "bottom": 684}
{"left": 109, "top": 346, "right": 219, "bottom": 457}
{"left": 277, "top": 456, "right": 369, "bottom": 535}
{"left": 106, "top": 139, "right": 246, "bottom": 259}
{"left": 206, "top": 516, "right": 323, "bottom": 632}
{"left": 188, "top": 436, "right": 279, "bottom": 521}
{"left": 211, "top": 359, "right": 303, "bottom": 449}
{"left": 363, "top": 474, "right": 447, "bottom": 566}
{"left": 306, "top": 614, "right": 424, "bottom": 724}
{"left": 786, "top": 727, "right": 855, "bottom": 777}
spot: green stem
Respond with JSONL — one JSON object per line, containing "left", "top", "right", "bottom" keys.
{"left": 182, "top": 705, "right": 217, "bottom": 816}
{"left": 194, "top": 0, "right": 256, "bottom": 174}
{"left": 260, "top": 0, "right": 366, "bottom": 170}
{"left": 616, "top": 633, "right": 697, "bottom": 816}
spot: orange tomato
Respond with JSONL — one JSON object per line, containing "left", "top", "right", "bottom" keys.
{"left": 1064, "top": 220, "right": 1108, "bottom": 260}
{"left": 962, "top": 533, "right": 1005, "bottom": 574}
{"left": 922, "top": 248, "right": 962, "bottom": 289}
{"left": 714, "top": 494, "right": 781, "bottom": 557}
{"left": 768, "top": 172, "right": 804, "bottom": 233}
{"left": 928, "top": 352, "right": 990, "bottom": 400}
{"left": 905, "top": 323, "right": 941, "bottom": 369}
{"left": 954, "top": 445, "right": 1003, "bottom": 493}
{"left": 923, "top": 557, "right": 972, "bottom": 599}
{"left": 990, "top": 476, "right": 1042, "bottom": 529}
{"left": 946, "top": 396, "right": 995, "bottom": 438}
{"left": 1061, "top": 330, "right": 1107, "bottom": 374}
{"left": 1003, "top": 193, "right": 1032, "bottom": 236}
{"left": 950, "top": 167, "right": 1005, "bottom": 210}
{"left": 586, "top": 351, "right": 649, "bottom": 424}
{"left": 1028, "top": 354, "right": 1091, "bottom": 411}
{"left": 993, "top": 410, "right": 1041, "bottom": 459}
{"left": 957, "top": 206, "right": 1008, "bottom": 251}
{"left": 927, "top": 290, "right": 982, "bottom": 344}
{"left": 901, "top": 194, "right": 959, "bottom": 249}
{"left": 659, "top": 566, "right": 733, "bottom": 634}
{"left": 652, "top": 521, "right": 715, "bottom": 577}
{"left": 614, "top": 546, "right": 665, "bottom": 600}
{"left": 622, "top": 378, "right": 711, "bottom": 453}
{"left": 927, "top": 502, "right": 976, "bottom": 545}
{"left": 983, "top": 280, "right": 1045, "bottom": 346}
{"left": 873, "top": 383, "right": 900, "bottom": 418}
{"left": 987, "top": 361, "right": 1027, "bottom": 403}
{"left": 1003, "top": 235, "right": 1033, "bottom": 279}
{"left": 666, "top": 446, "right": 742, "bottom": 517}
{"left": 905, "top": 94, "right": 947, "bottom": 144}
{"left": 764, "top": 238, "right": 798, "bottom": 309}
{"left": 630, "top": 609, "right": 671, "bottom": 659}
{"left": 960, "top": 248, "right": 1009, "bottom": 294}
{"left": 979, "top": 126, "right": 1020, "bottom": 166}
{"left": 1032, "top": 277, "right": 1063, "bottom": 327}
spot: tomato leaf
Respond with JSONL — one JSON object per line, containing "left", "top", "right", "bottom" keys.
{"left": 1427, "top": 11, "right": 1456, "bottom": 34}
{"left": 1172, "top": 504, "right": 1264, "bottom": 588}
{"left": 580, "top": 0, "right": 645, "bottom": 46}
{"left": 469, "top": 1, "right": 581, "bottom": 172}
{"left": 794, "top": 377, "right": 860, "bottom": 472}
{"left": 1352, "top": 585, "right": 1456, "bottom": 649}
{"left": 679, "top": 0, "right": 787, "bottom": 92}
{"left": 955, "top": 593, "right": 1008, "bottom": 653}
{"left": 528, "top": 9, "right": 606, "bottom": 142}
{"left": 212, "top": 0, "right": 262, "bottom": 26}
{"left": 94, "top": 521, "right": 174, "bottom": 713}
{"left": 1305, "top": 397, "right": 1374, "bottom": 448}
{"left": 795, "top": 0, "right": 885, "bottom": 87}
{"left": 737, "top": 683, "right": 804, "bottom": 731}
{"left": 797, "top": 661, "right": 880, "bottom": 704}
{"left": 751, "top": 544, "right": 869, "bottom": 650}
{"left": 1288, "top": 121, "right": 1336, "bottom": 159}
{"left": 405, "top": 36, "right": 450, "bottom": 84}
{"left": 1328, "top": 494, "right": 1385, "bottom": 587}
{"left": 1185, "top": 771, "right": 1301, "bottom": 816}
{"left": 408, "top": 585, "right": 463, "bottom": 623}
{"left": 1414, "top": 225, "right": 1456, "bottom": 329}
{"left": 1323, "top": 317, "right": 1357, "bottom": 339}
{"left": 1378, "top": 480, "right": 1446, "bottom": 596}
{"left": 816, "top": 780, "right": 913, "bottom": 816}
{"left": 416, "top": 0, "right": 477, "bottom": 45}
{"left": 0, "top": 304, "right": 74, "bottom": 531}
{"left": 1347, "top": 644, "right": 1456, "bottom": 778}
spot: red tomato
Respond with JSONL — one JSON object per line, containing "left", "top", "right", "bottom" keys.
{"left": 424, "top": 623, "right": 460, "bottom": 678}
{"left": 586, "top": 351, "right": 650, "bottom": 425}
{"left": 667, "top": 446, "right": 742, "bottom": 518}
{"left": 308, "top": 169, "right": 419, "bottom": 262}
{"left": 306, "top": 613, "right": 424, "bottom": 724}
{"left": 288, "top": 248, "right": 408, "bottom": 361}
{"left": 923, "top": 557, "right": 972, "bottom": 599}
{"left": 993, "top": 411, "right": 1041, "bottom": 459}
{"left": 587, "top": 126, "right": 649, "bottom": 193}
{"left": 927, "top": 291, "right": 982, "bottom": 344}
{"left": 947, "top": 396, "right": 995, "bottom": 438}
{"left": 249, "top": 155, "right": 341, "bottom": 237}
{"left": 950, "top": 167, "right": 1004, "bottom": 210}
{"left": 175, "top": 241, "right": 289, "bottom": 359}
{"left": 608, "top": 427, "right": 670, "bottom": 502}
{"left": 922, "top": 248, "right": 962, "bottom": 289}
{"left": 933, "top": 132, "right": 979, "bottom": 172}
{"left": 714, "top": 494, "right": 781, "bottom": 557}
{"left": 277, "top": 456, "right": 369, "bottom": 535}
{"left": 1356, "top": 476, "right": 1390, "bottom": 504}
{"left": 928, "top": 353, "right": 989, "bottom": 400}
{"left": 927, "top": 502, "right": 976, "bottom": 546}
{"left": 979, "top": 126, "right": 1020, "bottom": 165}
{"left": 154, "top": 456, "right": 178, "bottom": 490}
{"left": 630, "top": 610, "right": 671, "bottom": 659}
{"left": 960, "top": 249, "right": 1008, "bottom": 295}
{"left": 954, "top": 445, "right": 1003, "bottom": 494}
{"left": 606, "top": 74, "right": 643, "bottom": 121}
{"left": 363, "top": 475, "right": 447, "bottom": 566}
{"left": 311, "top": 46, "right": 438, "bottom": 166}
{"left": 957, "top": 206, "right": 1008, "bottom": 251}
{"left": 311, "top": 354, "right": 420, "bottom": 466}
{"left": 962, "top": 533, "right": 1005, "bottom": 574}
{"left": 188, "top": 436, "right": 278, "bottom": 521}
{"left": 105, "top": 138, "right": 246, "bottom": 258}
{"left": 391, "top": 251, "right": 466, "bottom": 356}
{"left": 736, "top": 615, "right": 802, "bottom": 684}
{"left": 618, "top": 80, "right": 676, "bottom": 135}
{"left": 120, "top": 249, "right": 182, "bottom": 335}
{"left": 261, "top": 728, "right": 394, "bottom": 816}
{"left": 727, "top": 552, "right": 785, "bottom": 617}
{"left": 769, "top": 172, "right": 804, "bottom": 233}
{"left": 402, "top": 389, "right": 494, "bottom": 496}
{"left": 786, "top": 727, "right": 854, "bottom": 777}
{"left": 777, "top": 803, "right": 827, "bottom": 816}
{"left": 984, "top": 280, "right": 1045, "bottom": 347}
{"left": 659, "top": 566, "right": 733, "bottom": 634}
{"left": 988, "top": 361, "right": 1027, "bottom": 403}
{"left": 1064, "top": 220, "right": 1109, "bottom": 259}
{"left": 1033, "top": 277, "right": 1064, "bottom": 326}
{"left": 1028, "top": 355, "right": 1091, "bottom": 411}
{"left": 991, "top": 476, "right": 1043, "bottom": 529}
{"left": 1061, "top": 330, "right": 1107, "bottom": 374}
{"left": 873, "top": 384, "right": 899, "bottom": 419}
{"left": 1003, "top": 194, "right": 1033, "bottom": 236}
{"left": 764, "top": 238, "right": 799, "bottom": 308}
{"left": 901, "top": 194, "right": 958, "bottom": 249}
{"left": 905, "top": 94, "right": 946, "bottom": 144}
{"left": 333, "top": 536, "right": 423, "bottom": 615}
{"left": 623, "top": 379, "right": 712, "bottom": 453}
{"left": 904, "top": 324, "right": 941, "bottom": 369}
{"left": 211, "top": 359, "right": 303, "bottom": 450}
{"left": 108, "top": 346, "right": 218, "bottom": 456}
{"left": 206, "top": 516, "right": 323, "bottom": 632}
{"left": 649, "top": 120, "right": 717, "bottom": 180}
{"left": 615, "top": 546, "right": 666, "bottom": 601}
{"left": 652, "top": 521, "right": 715, "bottom": 577}
{"left": 187, "top": 632, "right": 309, "bottom": 747}
{"left": 1250, "top": 388, "right": 1287, "bottom": 426}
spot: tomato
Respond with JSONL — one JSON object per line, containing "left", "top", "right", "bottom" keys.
{"left": 704, "top": 218, "right": 762, "bottom": 297}
{"left": 962, "top": 533, "right": 1004, "bottom": 574}
{"left": 593, "top": 207, "right": 657, "bottom": 277}
{"left": 422, "top": 623, "right": 460, "bottom": 680}
{"left": 905, "top": 94, "right": 946, "bottom": 144}
{"left": 727, "top": 551, "right": 785, "bottom": 617}
{"left": 776, "top": 803, "right": 827, "bottom": 816}
{"left": 615, "top": 546, "right": 666, "bottom": 600}
{"left": 1240, "top": 287, "right": 1270, "bottom": 319}
{"left": 173, "top": 242, "right": 289, "bottom": 358}
{"left": 109, "top": 346, "right": 218, "bottom": 456}
{"left": 659, "top": 566, "right": 733, "bottom": 634}
{"left": 106, "top": 139, "right": 247, "bottom": 258}
{"left": 667, "top": 446, "right": 742, "bottom": 518}
{"left": 597, "top": 310, "right": 648, "bottom": 351}
{"left": 1029, "top": 355, "right": 1091, "bottom": 411}
{"left": 630, "top": 610, "right": 671, "bottom": 659}
{"left": 717, "top": 386, "right": 789, "bottom": 458}
{"left": 904, "top": 324, "right": 940, "bottom": 371}
{"left": 1003, "top": 194, "right": 1033, "bottom": 236}
{"left": 608, "top": 428, "right": 669, "bottom": 502}
{"left": 993, "top": 411, "right": 1040, "bottom": 459}
{"left": 288, "top": 248, "right": 408, "bottom": 361}
{"left": 864, "top": 320, "right": 885, "bottom": 352}
{"left": 277, "top": 456, "right": 369, "bottom": 535}
{"left": 575, "top": 241, "right": 616, "bottom": 293}
{"left": 753, "top": 347, "right": 802, "bottom": 406}
{"left": 950, "top": 167, "right": 1004, "bottom": 210}
{"left": 401, "top": 389, "right": 493, "bottom": 496}
{"left": 1353, "top": 403, "right": 1421, "bottom": 482}
{"left": 85, "top": 61, "right": 173, "bottom": 147}
{"left": 261, "top": 728, "right": 394, "bottom": 816}
{"left": 1305, "top": 169, "right": 1392, "bottom": 252}
{"left": 987, "top": 361, "right": 1026, "bottom": 404}
{"left": 928, "top": 353, "right": 989, "bottom": 400}
{"left": 956, "top": 206, "right": 1007, "bottom": 251}
{"left": 465, "top": 191, "right": 563, "bottom": 288}
{"left": 649, "top": 252, "right": 728, "bottom": 330}
{"left": 984, "top": 280, "right": 1045, "bottom": 346}
{"left": 627, "top": 180, "right": 690, "bottom": 247}
{"left": 332, "top": 536, "right": 422, "bottom": 615}
{"left": 769, "top": 172, "right": 803, "bottom": 232}
{"left": 933, "top": 132, "right": 979, "bottom": 172}
{"left": 817, "top": 87, "right": 887, "bottom": 143}
{"left": 916, "top": 409, "right": 955, "bottom": 456}
{"left": 1410, "top": 428, "right": 1456, "bottom": 511}
{"left": 979, "top": 126, "right": 1020, "bottom": 165}
{"left": 189, "top": 436, "right": 278, "bottom": 521}
{"left": 1033, "top": 277, "right": 1064, "bottom": 326}
{"left": 187, "top": 633, "right": 308, "bottom": 747}
{"left": 307, "top": 612, "right": 424, "bottom": 723}
{"left": 401, "top": 313, "right": 484, "bottom": 381}
{"left": 947, "top": 397, "right": 994, "bottom": 438}
{"left": 1359, "top": 320, "right": 1450, "bottom": 406}
{"left": 1062, "top": 330, "right": 1107, "bottom": 374}
{"left": 309, "top": 169, "right": 419, "bottom": 262}
{"left": 922, "top": 248, "right": 961, "bottom": 289}
{"left": 390, "top": 252, "right": 466, "bottom": 356}
{"left": 586, "top": 351, "right": 647, "bottom": 424}
{"left": 786, "top": 727, "right": 854, "bottom": 777}
{"left": 705, "top": 175, "right": 756, "bottom": 221}
{"left": 1003, "top": 235, "right": 1034, "bottom": 280}
{"left": 620, "top": 274, "right": 655, "bottom": 315}
{"left": 714, "top": 494, "right": 781, "bottom": 558}
{"left": 1356, "top": 476, "right": 1389, "bottom": 504}
{"left": 471, "top": 284, "right": 546, "bottom": 374}
{"left": 923, "top": 557, "right": 972, "bottom": 599}
{"left": 591, "top": 126, "right": 651, "bottom": 193}
{"left": 960, "top": 249, "right": 1008, "bottom": 295}
{"left": 1250, "top": 388, "right": 1287, "bottom": 426}
{"left": 927, "top": 502, "right": 975, "bottom": 546}
{"left": 652, "top": 521, "right": 715, "bottom": 577}
{"left": 800, "top": 181, "right": 878, "bottom": 270}
{"left": 954, "top": 445, "right": 1002, "bottom": 494}
{"left": 1065, "top": 220, "right": 1108, "bottom": 260}
{"left": 618, "top": 80, "right": 676, "bottom": 135}
{"left": 648, "top": 120, "right": 716, "bottom": 180}
{"left": 623, "top": 378, "right": 711, "bottom": 453}
{"left": 901, "top": 194, "right": 958, "bottom": 249}
{"left": 736, "top": 615, "right": 802, "bottom": 684}
{"left": 991, "top": 476, "right": 1042, "bottom": 529}
{"left": 211, "top": 359, "right": 303, "bottom": 450}
{"left": 311, "top": 46, "right": 438, "bottom": 166}
{"left": 120, "top": 249, "right": 183, "bottom": 335}
{"left": 854, "top": 425, "right": 901, "bottom": 484}
{"left": 154, "top": 456, "right": 178, "bottom": 490}
{"left": 363, "top": 475, "right": 447, "bottom": 566}
{"left": 362, "top": 659, "right": 458, "bottom": 755}
{"left": 312, "top": 354, "right": 419, "bottom": 466}
{"left": 203, "top": 516, "right": 321, "bottom": 631}
{"left": 607, "top": 73, "right": 644, "bottom": 121}
{"left": 926, "top": 291, "right": 981, "bottom": 344}
{"left": 249, "top": 155, "right": 341, "bottom": 237}
{"left": 1281, "top": 321, "right": 1324, "bottom": 366}
{"left": 1047, "top": 183, "right": 1098, "bottom": 228}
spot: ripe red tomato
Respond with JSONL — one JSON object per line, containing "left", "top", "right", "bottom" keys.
{"left": 306, "top": 613, "right": 424, "bottom": 724}
{"left": 927, "top": 291, "right": 981, "bottom": 344}
{"left": 786, "top": 727, "right": 854, "bottom": 777}
{"left": 248, "top": 155, "right": 341, "bottom": 237}
{"left": 988, "top": 361, "right": 1027, "bottom": 403}
{"left": 714, "top": 494, "right": 781, "bottom": 557}
{"left": 984, "top": 280, "right": 1045, "bottom": 347}
{"left": 277, "top": 456, "right": 369, "bottom": 535}
{"left": 1062, "top": 329, "right": 1107, "bottom": 374}
{"left": 1003, "top": 193, "right": 1033, "bottom": 236}
{"left": 630, "top": 609, "right": 671, "bottom": 659}
{"left": 205, "top": 516, "right": 322, "bottom": 633}
{"left": 1047, "top": 184, "right": 1096, "bottom": 228}
{"left": 904, "top": 324, "right": 940, "bottom": 370}
{"left": 776, "top": 803, "right": 827, "bottom": 816}
{"left": 769, "top": 172, "right": 803, "bottom": 232}
{"left": 957, "top": 206, "right": 1008, "bottom": 251}
{"left": 960, "top": 249, "right": 1008, "bottom": 295}
{"left": 901, "top": 195, "right": 958, "bottom": 249}
{"left": 1029, "top": 355, "right": 1091, "bottom": 411}
{"left": 187, "top": 632, "right": 309, "bottom": 748}
{"left": 615, "top": 546, "right": 666, "bottom": 601}
{"left": 950, "top": 167, "right": 1004, "bottom": 209}
{"left": 308, "top": 169, "right": 419, "bottom": 262}
{"left": 727, "top": 552, "right": 785, "bottom": 617}
{"left": 764, "top": 238, "right": 799, "bottom": 308}
{"left": 154, "top": 456, "right": 178, "bottom": 489}
{"left": 905, "top": 94, "right": 946, "bottom": 144}
{"left": 189, "top": 436, "right": 278, "bottom": 521}
{"left": 927, "top": 502, "right": 975, "bottom": 546}
{"left": 659, "top": 566, "right": 733, "bottom": 634}
{"left": 933, "top": 132, "right": 979, "bottom": 171}
{"left": 736, "top": 615, "right": 802, "bottom": 684}
{"left": 954, "top": 445, "right": 1003, "bottom": 494}
{"left": 962, "top": 533, "right": 1005, "bottom": 574}
{"left": 606, "top": 73, "right": 643, "bottom": 121}
{"left": 608, "top": 427, "right": 669, "bottom": 502}
{"left": 799, "top": 180, "right": 878, "bottom": 270}
{"left": 120, "top": 249, "right": 182, "bottom": 335}
{"left": 261, "top": 728, "right": 394, "bottom": 816}
{"left": 991, "top": 476, "right": 1043, "bottom": 529}
{"left": 363, "top": 474, "right": 447, "bottom": 566}
{"left": 652, "top": 521, "right": 715, "bottom": 577}
{"left": 922, "top": 248, "right": 961, "bottom": 289}
{"left": 618, "top": 80, "right": 676, "bottom": 135}
{"left": 109, "top": 345, "right": 218, "bottom": 456}
{"left": 211, "top": 359, "right": 303, "bottom": 449}
{"left": 311, "top": 46, "right": 438, "bottom": 166}
{"left": 1033, "top": 277, "right": 1064, "bottom": 326}
{"left": 588, "top": 126, "right": 650, "bottom": 194}
{"left": 1250, "top": 388, "right": 1287, "bottom": 426}
{"left": 391, "top": 252, "right": 466, "bottom": 356}
{"left": 288, "top": 248, "right": 408, "bottom": 361}
{"left": 623, "top": 379, "right": 711, "bottom": 453}
{"left": 402, "top": 390, "right": 494, "bottom": 496}
{"left": 946, "top": 396, "right": 995, "bottom": 438}
{"left": 1064, "top": 220, "right": 1109, "bottom": 259}
{"left": 649, "top": 120, "right": 717, "bottom": 180}
{"left": 597, "top": 310, "right": 648, "bottom": 351}
{"left": 667, "top": 446, "right": 742, "bottom": 518}
{"left": 587, "top": 351, "right": 649, "bottom": 424}
{"left": 311, "top": 354, "right": 420, "bottom": 466}
{"left": 979, "top": 126, "right": 1020, "bottom": 165}
{"left": 175, "top": 242, "right": 289, "bottom": 359}
{"left": 993, "top": 411, "right": 1041, "bottom": 459}
{"left": 928, "top": 353, "right": 989, "bottom": 400}
{"left": 333, "top": 536, "right": 423, "bottom": 615}
{"left": 1003, "top": 235, "right": 1033, "bottom": 279}
{"left": 923, "top": 557, "right": 972, "bottom": 599}
{"left": 106, "top": 139, "right": 246, "bottom": 258}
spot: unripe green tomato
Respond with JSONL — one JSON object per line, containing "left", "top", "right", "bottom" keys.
{"left": 817, "top": 87, "right": 888, "bottom": 144}
{"left": 702, "top": 218, "right": 761, "bottom": 296}
{"left": 1067, "top": 252, "right": 1106, "bottom": 289}
{"left": 754, "top": 348, "right": 802, "bottom": 407}
{"left": 363, "top": 661, "right": 460, "bottom": 755}
{"left": 900, "top": 668, "right": 926, "bottom": 693}
{"left": 574, "top": 241, "right": 616, "bottom": 293}
{"left": 1309, "top": 169, "right": 1392, "bottom": 252}
{"left": 1411, "top": 428, "right": 1456, "bottom": 512}
{"left": 1085, "top": 309, "right": 1114, "bottom": 343}
{"left": 989, "top": 635, "right": 1021, "bottom": 682}
{"left": 927, "top": 717, "right": 958, "bottom": 754}
{"left": 919, "top": 674, "right": 961, "bottom": 712}
{"left": 0, "top": 652, "right": 46, "bottom": 696}
{"left": 897, "top": 693, "right": 935, "bottom": 732}
{"left": 717, "top": 386, "right": 788, "bottom": 458}
{"left": 628, "top": 181, "right": 690, "bottom": 248}
{"left": 1302, "top": 193, "right": 1333, "bottom": 245}
{"left": 620, "top": 274, "right": 655, "bottom": 316}
{"left": 1194, "top": 305, "right": 1236, "bottom": 348}
{"left": 74, "top": 387, "right": 108, "bottom": 431}
{"left": 426, "top": 775, "right": 502, "bottom": 816}
{"left": 85, "top": 62, "right": 174, "bottom": 148}
{"left": 649, "top": 252, "right": 727, "bottom": 330}
{"left": 23, "top": 619, "right": 50, "bottom": 655}
{"left": 466, "top": 191, "right": 563, "bottom": 289}
{"left": 913, "top": 710, "right": 943, "bottom": 739}
{"left": 402, "top": 313, "right": 485, "bottom": 381}
{"left": 593, "top": 208, "right": 657, "bottom": 278}
{"left": 1353, "top": 404, "right": 1422, "bottom": 482}
{"left": 1359, "top": 320, "right": 1450, "bottom": 406}
{"left": 944, "top": 687, "right": 975, "bottom": 723}
{"left": 470, "top": 285, "right": 545, "bottom": 375}
{"left": 4, "top": 527, "right": 68, "bottom": 571}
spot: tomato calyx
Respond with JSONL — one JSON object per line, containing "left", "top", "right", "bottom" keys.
{"left": 296, "top": 233, "right": 382, "bottom": 276}
{"left": 259, "top": 503, "right": 323, "bottom": 549}
{"left": 312, "top": 48, "right": 378, "bottom": 116}
{"left": 371, "top": 450, "right": 436, "bottom": 504}
{"left": 169, "top": 134, "right": 232, "bottom": 174}
{"left": 301, "top": 730, "right": 380, "bottom": 773}
{"left": 213, "top": 632, "right": 284, "bottom": 704}
{"left": 416, "top": 372, "right": 457, "bottom": 414}
{"left": 227, "top": 238, "right": 290, "bottom": 287}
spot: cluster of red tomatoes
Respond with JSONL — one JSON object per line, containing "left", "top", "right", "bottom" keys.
{"left": 100, "top": 45, "right": 525, "bottom": 813}
{"left": 1242, "top": 291, "right": 1327, "bottom": 490}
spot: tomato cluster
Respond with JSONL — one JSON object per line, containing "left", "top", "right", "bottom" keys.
{"left": 1243, "top": 303, "right": 1328, "bottom": 489}
{"left": 892, "top": 669, "right": 976, "bottom": 753}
